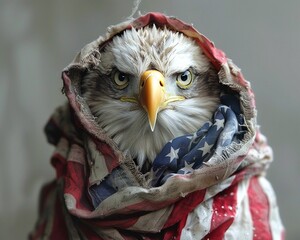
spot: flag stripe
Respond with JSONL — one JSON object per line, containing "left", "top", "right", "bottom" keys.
{"left": 205, "top": 177, "right": 239, "bottom": 240}
{"left": 224, "top": 178, "right": 253, "bottom": 240}
{"left": 258, "top": 177, "right": 285, "bottom": 240}
{"left": 248, "top": 177, "right": 272, "bottom": 240}
{"left": 163, "top": 190, "right": 206, "bottom": 228}
{"left": 180, "top": 194, "right": 214, "bottom": 239}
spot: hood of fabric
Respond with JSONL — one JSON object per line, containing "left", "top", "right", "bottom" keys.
{"left": 58, "top": 11, "right": 258, "bottom": 187}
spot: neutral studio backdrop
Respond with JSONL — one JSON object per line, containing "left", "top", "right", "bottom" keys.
{"left": 0, "top": 1, "right": 299, "bottom": 239}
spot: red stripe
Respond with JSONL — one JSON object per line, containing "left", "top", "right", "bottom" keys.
{"left": 205, "top": 178, "right": 239, "bottom": 240}
{"left": 248, "top": 177, "right": 272, "bottom": 240}
{"left": 51, "top": 152, "right": 67, "bottom": 179}
{"left": 64, "top": 161, "right": 94, "bottom": 211}
{"left": 162, "top": 190, "right": 206, "bottom": 239}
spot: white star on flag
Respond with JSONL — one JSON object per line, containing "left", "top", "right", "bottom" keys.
{"left": 198, "top": 142, "right": 213, "bottom": 157}
{"left": 166, "top": 146, "right": 180, "bottom": 163}
{"left": 215, "top": 118, "right": 225, "bottom": 131}
{"left": 181, "top": 161, "right": 194, "bottom": 174}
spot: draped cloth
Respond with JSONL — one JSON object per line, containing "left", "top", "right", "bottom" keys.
{"left": 30, "top": 12, "right": 284, "bottom": 239}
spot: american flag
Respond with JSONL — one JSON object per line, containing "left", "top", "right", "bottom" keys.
{"left": 30, "top": 12, "right": 284, "bottom": 239}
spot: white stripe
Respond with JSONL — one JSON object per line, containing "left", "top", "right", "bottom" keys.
{"left": 181, "top": 176, "right": 235, "bottom": 239}
{"left": 224, "top": 179, "right": 253, "bottom": 240}
{"left": 258, "top": 177, "right": 284, "bottom": 240}
{"left": 180, "top": 196, "right": 214, "bottom": 239}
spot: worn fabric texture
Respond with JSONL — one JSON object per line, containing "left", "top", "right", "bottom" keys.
{"left": 30, "top": 12, "right": 284, "bottom": 239}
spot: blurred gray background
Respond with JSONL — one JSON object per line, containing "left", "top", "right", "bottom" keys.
{"left": 0, "top": 0, "right": 299, "bottom": 239}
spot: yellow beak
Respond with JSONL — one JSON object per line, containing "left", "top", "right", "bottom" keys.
{"left": 139, "top": 70, "right": 166, "bottom": 131}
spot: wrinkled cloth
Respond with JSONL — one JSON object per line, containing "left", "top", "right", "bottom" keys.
{"left": 30, "top": 12, "right": 284, "bottom": 240}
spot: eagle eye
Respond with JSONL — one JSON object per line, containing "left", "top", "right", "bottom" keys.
{"left": 176, "top": 69, "right": 193, "bottom": 89}
{"left": 113, "top": 70, "right": 129, "bottom": 89}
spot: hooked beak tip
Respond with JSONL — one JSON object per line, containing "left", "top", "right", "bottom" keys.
{"left": 149, "top": 117, "right": 157, "bottom": 132}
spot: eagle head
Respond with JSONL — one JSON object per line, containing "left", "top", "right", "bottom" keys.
{"left": 81, "top": 25, "right": 220, "bottom": 170}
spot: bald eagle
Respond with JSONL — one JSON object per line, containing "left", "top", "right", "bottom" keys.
{"left": 30, "top": 13, "right": 284, "bottom": 240}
